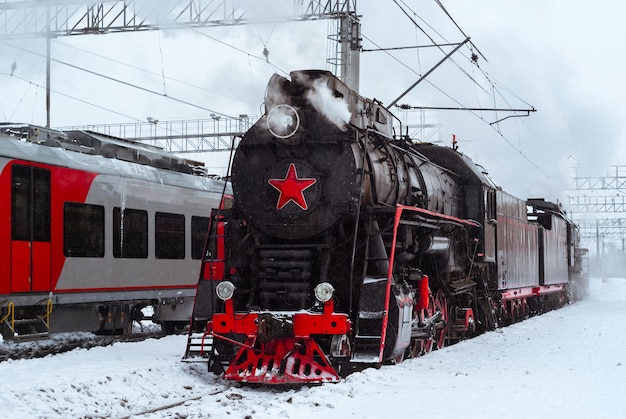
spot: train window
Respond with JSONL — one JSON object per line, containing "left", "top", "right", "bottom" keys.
{"left": 486, "top": 190, "right": 496, "bottom": 222}
{"left": 32, "top": 168, "right": 51, "bottom": 241}
{"left": 64, "top": 202, "right": 104, "bottom": 257}
{"left": 113, "top": 207, "right": 148, "bottom": 258}
{"left": 155, "top": 212, "right": 185, "bottom": 259}
{"left": 191, "top": 216, "right": 210, "bottom": 260}
{"left": 11, "top": 165, "right": 50, "bottom": 242}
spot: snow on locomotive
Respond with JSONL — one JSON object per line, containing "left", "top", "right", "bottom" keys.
{"left": 186, "top": 70, "right": 588, "bottom": 384}
{"left": 0, "top": 123, "right": 228, "bottom": 341}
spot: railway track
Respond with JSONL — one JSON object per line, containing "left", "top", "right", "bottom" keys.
{"left": 113, "top": 388, "right": 230, "bottom": 419}
{"left": 0, "top": 324, "right": 176, "bottom": 362}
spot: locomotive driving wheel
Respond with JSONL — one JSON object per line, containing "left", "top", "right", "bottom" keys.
{"left": 433, "top": 289, "right": 448, "bottom": 350}
{"left": 410, "top": 294, "right": 436, "bottom": 357}
{"left": 409, "top": 289, "right": 449, "bottom": 356}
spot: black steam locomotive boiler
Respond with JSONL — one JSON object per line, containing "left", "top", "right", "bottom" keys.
{"left": 185, "top": 70, "right": 588, "bottom": 384}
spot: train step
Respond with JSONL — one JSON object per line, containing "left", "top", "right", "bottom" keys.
{"left": 0, "top": 317, "right": 50, "bottom": 342}
{"left": 351, "top": 352, "right": 381, "bottom": 363}
{"left": 182, "top": 332, "right": 213, "bottom": 362}
{"left": 354, "top": 334, "right": 382, "bottom": 341}
{"left": 358, "top": 310, "right": 385, "bottom": 320}
{"left": 351, "top": 334, "right": 383, "bottom": 363}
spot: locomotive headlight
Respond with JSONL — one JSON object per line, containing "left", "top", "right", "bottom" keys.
{"left": 314, "top": 282, "right": 335, "bottom": 303}
{"left": 267, "top": 104, "right": 300, "bottom": 140}
{"left": 216, "top": 281, "right": 236, "bottom": 301}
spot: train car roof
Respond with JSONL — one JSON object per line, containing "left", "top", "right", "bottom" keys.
{"left": 0, "top": 123, "right": 229, "bottom": 193}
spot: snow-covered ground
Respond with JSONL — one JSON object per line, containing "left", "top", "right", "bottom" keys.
{"left": 1, "top": 277, "right": 625, "bottom": 419}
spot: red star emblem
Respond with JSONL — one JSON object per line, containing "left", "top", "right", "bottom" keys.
{"left": 268, "top": 163, "right": 317, "bottom": 210}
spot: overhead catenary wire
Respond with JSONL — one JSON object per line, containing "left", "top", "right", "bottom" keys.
{"left": 395, "top": 0, "right": 534, "bottom": 111}
{"left": 53, "top": 39, "right": 247, "bottom": 104}
{"left": 255, "top": 23, "right": 278, "bottom": 62}
{"left": 413, "top": 16, "right": 423, "bottom": 80}
{"left": 1, "top": 77, "right": 36, "bottom": 122}
{"left": 386, "top": 37, "right": 471, "bottom": 109}
{"left": 0, "top": 25, "right": 283, "bottom": 139}
{"left": 157, "top": 31, "right": 168, "bottom": 96}
{"left": 470, "top": 49, "right": 484, "bottom": 117}
{"left": 191, "top": 28, "right": 288, "bottom": 76}
{"left": 2, "top": 70, "right": 247, "bottom": 148}
{"left": 433, "top": 0, "right": 487, "bottom": 63}
{"left": 0, "top": 22, "right": 293, "bottom": 140}
{"left": 391, "top": 0, "right": 489, "bottom": 96}
{"left": 381, "top": 0, "right": 545, "bottom": 177}
{"left": 2, "top": 24, "right": 288, "bottom": 123}
{"left": 393, "top": 1, "right": 491, "bottom": 109}
{"left": 30, "top": 80, "right": 38, "bottom": 123}
{"left": 362, "top": 42, "right": 461, "bottom": 52}
{"left": 0, "top": 3, "right": 541, "bottom": 175}
{"left": 1, "top": 72, "right": 143, "bottom": 122}
{"left": 255, "top": 24, "right": 278, "bottom": 46}
{"left": 0, "top": 40, "right": 235, "bottom": 119}
{"left": 361, "top": 32, "right": 481, "bottom": 116}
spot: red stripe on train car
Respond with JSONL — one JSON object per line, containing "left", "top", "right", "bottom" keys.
{"left": 54, "top": 284, "right": 197, "bottom": 293}
{"left": 49, "top": 164, "right": 99, "bottom": 290}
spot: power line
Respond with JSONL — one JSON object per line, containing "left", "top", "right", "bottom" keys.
{"left": 1, "top": 72, "right": 141, "bottom": 121}
{"left": 381, "top": 0, "right": 544, "bottom": 178}
{"left": 1, "top": 40, "right": 235, "bottom": 119}
{"left": 191, "top": 28, "right": 287, "bottom": 76}
{"left": 53, "top": 39, "right": 248, "bottom": 104}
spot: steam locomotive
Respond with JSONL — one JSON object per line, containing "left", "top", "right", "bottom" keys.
{"left": 0, "top": 123, "right": 228, "bottom": 341}
{"left": 186, "top": 70, "right": 589, "bottom": 384}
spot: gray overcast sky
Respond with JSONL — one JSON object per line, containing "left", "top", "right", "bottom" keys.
{"left": 1, "top": 0, "right": 624, "bottom": 204}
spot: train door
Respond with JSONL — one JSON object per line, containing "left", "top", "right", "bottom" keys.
{"left": 10, "top": 164, "right": 51, "bottom": 293}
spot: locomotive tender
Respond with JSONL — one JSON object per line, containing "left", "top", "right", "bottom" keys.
{"left": 0, "top": 123, "right": 228, "bottom": 341}
{"left": 187, "top": 70, "right": 588, "bottom": 384}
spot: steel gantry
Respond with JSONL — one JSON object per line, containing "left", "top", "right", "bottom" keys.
{"left": 0, "top": 0, "right": 357, "bottom": 38}
{"left": 62, "top": 115, "right": 255, "bottom": 153}
{"left": 1, "top": 0, "right": 360, "bottom": 149}
{"left": 567, "top": 165, "right": 626, "bottom": 256}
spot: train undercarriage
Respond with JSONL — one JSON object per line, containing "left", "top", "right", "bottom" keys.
{"left": 1, "top": 293, "right": 195, "bottom": 342}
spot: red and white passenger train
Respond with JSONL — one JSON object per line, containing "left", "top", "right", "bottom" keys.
{"left": 0, "top": 123, "right": 228, "bottom": 341}
{"left": 185, "top": 70, "right": 589, "bottom": 384}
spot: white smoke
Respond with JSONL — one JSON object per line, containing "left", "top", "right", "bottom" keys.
{"left": 306, "top": 78, "right": 351, "bottom": 130}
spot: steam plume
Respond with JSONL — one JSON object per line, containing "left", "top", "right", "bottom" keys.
{"left": 306, "top": 79, "right": 351, "bottom": 130}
